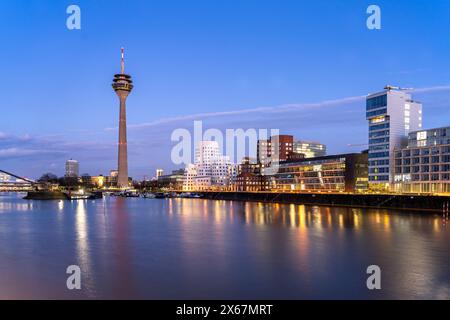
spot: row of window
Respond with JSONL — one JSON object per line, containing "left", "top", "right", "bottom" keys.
{"left": 369, "top": 123, "right": 389, "bottom": 131}
{"left": 406, "top": 174, "right": 450, "bottom": 181}
{"left": 366, "top": 95, "right": 387, "bottom": 111}
{"left": 370, "top": 168, "right": 389, "bottom": 174}
{"left": 369, "top": 130, "right": 389, "bottom": 138}
{"left": 369, "top": 152, "right": 389, "bottom": 159}
{"left": 396, "top": 155, "right": 450, "bottom": 165}
{"left": 396, "top": 164, "right": 450, "bottom": 173}
{"left": 369, "top": 159, "right": 389, "bottom": 166}
{"left": 370, "top": 137, "right": 389, "bottom": 145}
{"left": 369, "top": 175, "right": 389, "bottom": 181}
{"left": 370, "top": 144, "right": 389, "bottom": 151}
{"left": 396, "top": 147, "right": 450, "bottom": 157}
{"left": 367, "top": 108, "right": 388, "bottom": 118}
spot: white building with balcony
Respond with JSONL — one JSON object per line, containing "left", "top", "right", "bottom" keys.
{"left": 366, "top": 88, "right": 422, "bottom": 190}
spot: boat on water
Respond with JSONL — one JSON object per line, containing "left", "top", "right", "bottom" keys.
{"left": 65, "top": 190, "right": 90, "bottom": 200}
{"left": 68, "top": 194, "right": 90, "bottom": 200}
{"left": 142, "top": 193, "right": 156, "bottom": 199}
{"left": 154, "top": 192, "right": 167, "bottom": 199}
{"left": 123, "top": 190, "right": 140, "bottom": 197}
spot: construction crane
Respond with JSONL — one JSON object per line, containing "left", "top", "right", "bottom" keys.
{"left": 384, "top": 85, "right": 414, "bottom": 92}
{"left": 347, "top": 143, "right": 369, "bottom": 147}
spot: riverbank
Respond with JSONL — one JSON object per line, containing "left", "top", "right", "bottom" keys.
{"left": 23, "top": 191, "right": 103, "bottom": 200}
{"left": 199, "top": 192, "right": 450, "bottom": 213}
{"left": 21, "top": 190, "right": 450, "bottom": 212}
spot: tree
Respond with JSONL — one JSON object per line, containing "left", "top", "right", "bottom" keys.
{"left": 38, "top": 173, "right": 59, "bottom": 184}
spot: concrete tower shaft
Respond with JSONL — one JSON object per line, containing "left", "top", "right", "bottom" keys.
{"left": 112, "top": 48, "right": 133, "bottom": 188}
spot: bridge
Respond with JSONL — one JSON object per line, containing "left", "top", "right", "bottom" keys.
{"left": 0, "top": 169, "right": 35, "bottom": 191}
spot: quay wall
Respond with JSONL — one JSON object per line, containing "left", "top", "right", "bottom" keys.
{"left": 199, "top": 192, "right": 450, "bottom": 212}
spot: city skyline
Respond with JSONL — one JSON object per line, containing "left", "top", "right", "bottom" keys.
{"left": 2, "top": 1, "right": 450, "bottom": 179}
{"left": 0, "top": 1, "right": 449, "bottom": 303}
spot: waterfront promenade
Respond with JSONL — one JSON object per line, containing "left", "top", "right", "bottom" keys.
{"left": 199, "top": 191, "right": 450, "bottom": 212}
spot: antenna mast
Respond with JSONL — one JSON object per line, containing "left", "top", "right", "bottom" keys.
{"left": 121, "top": 47, "right": 125, "bottom": 74}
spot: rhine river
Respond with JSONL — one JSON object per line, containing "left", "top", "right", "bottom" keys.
{"left": 0, "top": 193, "right": 449, "bottom": 299}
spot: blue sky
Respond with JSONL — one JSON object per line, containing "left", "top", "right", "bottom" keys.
{"left": 1, "top": 0, "right": 450, "bottom": 179}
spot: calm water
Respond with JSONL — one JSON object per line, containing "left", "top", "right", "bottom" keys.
{"left": 0, "top": 193, "right": 449, "bottom": 299}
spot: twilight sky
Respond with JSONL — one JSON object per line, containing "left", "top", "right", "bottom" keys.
{"left": 1, "top": 0, "right": 450, "bottom": 179}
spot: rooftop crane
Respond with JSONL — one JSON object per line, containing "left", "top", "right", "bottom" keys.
{"left": 384, "top": 85, "right": 414, "bottom": 91}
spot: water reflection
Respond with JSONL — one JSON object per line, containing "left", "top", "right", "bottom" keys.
{"left": 74, "top": 200, "right": 96, "bottom": 297}
{"left": 0, "top": 194, "right": 448, "bottom": 299}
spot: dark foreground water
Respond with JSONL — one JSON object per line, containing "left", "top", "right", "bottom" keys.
{"left": 0, "top": 193, "right": 448, "bottom": 299}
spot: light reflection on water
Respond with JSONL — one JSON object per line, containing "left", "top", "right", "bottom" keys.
{"left": 0, "top": 193, "right": 448, "bottom": 299}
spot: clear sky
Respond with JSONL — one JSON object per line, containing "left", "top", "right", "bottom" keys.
{"left": 1, "top": 0, "right": 450, "bottom": 179}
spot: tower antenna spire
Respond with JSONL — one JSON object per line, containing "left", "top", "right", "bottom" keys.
{"left": 121, "top": 47, "right": 125, "bottom": 74}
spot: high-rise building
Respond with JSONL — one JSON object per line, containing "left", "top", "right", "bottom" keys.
{"left": 65, "top": 159, "right": 79, "bottom": 177}
{"left": 156, "top": 169, "right": 164, "bottom": 179}
{"left": 366, "top": 87, "right": 422, "bottom": 190}
{"left": 195, "top": 141, "right": 221, "bottom": 165}
{"left": 257, "top": 135, "right": 294, "bottom": 166}
{"left": 112, "top": 48, "right": 133, "bottom": 188}
{"left": 183, "top": 141, "right": 236, "bottom": 191}
{"left": 293, "top": 140, "right": 326, "bottom": 158}
{"left": 394, "top": 126, "right": 450, "bottom": 194}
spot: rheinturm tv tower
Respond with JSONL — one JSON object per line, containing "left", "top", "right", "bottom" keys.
{"left": 112, "top": 48, "right": 133, "bottom": 188}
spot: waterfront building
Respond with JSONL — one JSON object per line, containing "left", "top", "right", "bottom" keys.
{"left": 293, "top": 140, "right": 326, "bottom": 158}
{"left": 238, "top": 157, "right": 260, "bottom": 175}
{"left": 156, "top": 169, "right": 164, "bottom": 179}
{"left": 157, "top": 169, "right": 185, "bottom": 190}
{"left": 257, "top": 135, "right": 294, "bottom": 177}
{"left": 65, "top": 159, "right": 79, "bottom": 178}
{"left": 91, "top": 175, "right": 105, "bottom": 188}
{"left": 0, "top": 172, "right": 9, "bottom": 182}
{"left": 112, "top": 48, "right": 133, "bottom": 188}
{"left": 366, "top": 87, "right": 422, "bottom": 190}
{"left": 257, "top": 135, "right": 294, "bottom": 166}
{"left": 271, "top": 152, "right": 368, "bottom": 193}
{"left": 394, "top": 126, "right": 450, "bottom": 194}
{"left": 182, "top": 141, "right": 237, "bottom": 191}
{"left": 234, "top": 172, "right": 271, "bottom": 192}
{"left": 106, "top": 170, "right": 118, "bottom": 187}
{"left": 0, "top": 171, "right": 33, "bottom": 191}
{"left": 182, "top": 164, "right": 198, "bottom": 191}
{"left": 80, "top": 173, "right": 92, "bottom": 186}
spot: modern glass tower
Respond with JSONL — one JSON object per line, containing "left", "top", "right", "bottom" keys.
{"left": 366, "top": 87, "right": 422, "bottom": 190}
{"left": 112, "top": 48, "right": 133, "bottom": 188}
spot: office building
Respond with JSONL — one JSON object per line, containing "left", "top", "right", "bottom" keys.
{"left": 366, "top": 87, "right": 422, "bottom": 190}
{"left": 158, "top": 169, "right": 185, "bottom": 190}
{"left": 272, "top": 152, "right": 368, "bottom": 193}
{"left": 65, "top": 159, "right": 79, "bottom": 178}
{"left": 257, "top": 135, "right": 294, "bottom": 164}
{"left": 394, "top": 126, "right": 450, "bottom": 194}
{"left": 156, "top": 169, "right": 164, "bottom": 179}
{"left": 293, "top": 140, "right": 326, "bottom": 158}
